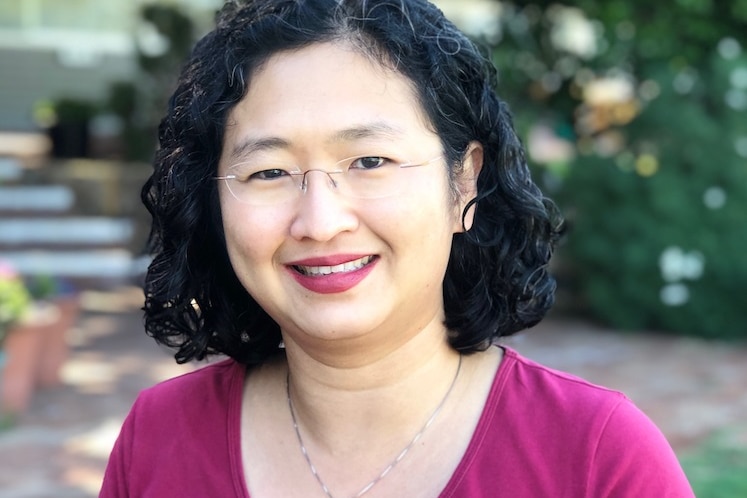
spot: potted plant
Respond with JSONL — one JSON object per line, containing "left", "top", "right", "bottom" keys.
{"left": 0, "top": 260, "right": 32, "bottom": 419}
{"left": 1, "top": 271, "right": 80, "bottom": 420}
{"left": 24, "top": 274, "right": 80, "bottom": 388}
{"left": 40, "top": 97, "right": 98, "bottom": 158}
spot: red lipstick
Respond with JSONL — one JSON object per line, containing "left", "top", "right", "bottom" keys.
{"left": 286, "top": 254, "right": 377, "bottom": 294}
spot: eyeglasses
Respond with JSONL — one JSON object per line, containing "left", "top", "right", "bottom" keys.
{"left": 214, "top": 155, "right": 442, "bottom": 206}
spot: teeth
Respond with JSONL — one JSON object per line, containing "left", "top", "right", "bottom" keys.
{"left": 297, "top": 256, "right": 372, "bottom": 276}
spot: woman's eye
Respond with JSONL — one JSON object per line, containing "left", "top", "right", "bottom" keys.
{"left": 351, "top": 156, "right": 387, "bottom": 170}
{"left": 249, "top": 168, "right": 289, "bottom": 180}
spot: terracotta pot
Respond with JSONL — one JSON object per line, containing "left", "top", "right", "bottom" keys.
{"left": 0, "top": 316, "right": 48, "bottom": 415}
{"left": 0, "top": 297, "right": 78, "bottom": 415}
{"left": 36, "top": 295, "right": 80, "bottom": 388}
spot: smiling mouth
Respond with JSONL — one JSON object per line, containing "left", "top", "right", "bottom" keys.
{"left": 293, "top": 255, "right": 375, "bottom": 276}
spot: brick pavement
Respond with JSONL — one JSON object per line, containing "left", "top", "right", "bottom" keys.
{"left": 1, "top": 287, "right": 745, "bottom": 497}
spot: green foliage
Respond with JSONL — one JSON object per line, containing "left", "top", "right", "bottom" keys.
{"left": 681, "top": 428, "right": 747, "bottom": 497}
{"left": 105, "top": 4, "right": 196, "bottom": 161}
{"left": 488, "top": 1, "right": 747, "bottom": 338}
{"left": 51, "top": 98, "right": 98, "bottom": 124}
{"left": 107, "top": 81, "right": 138, "bottom": 121}
{"left": 561, "top": 49, "right": 747, "bottom": 338}
{"left": 0, "top": 262, "right": 31, "bottom": 346}
{"left": 24, "top": 274, "right": 61, "bottom": 301}
{"left": 137, "top": 4, "right": 195, "bottom": 76}
{"left": 106, "top": 80, "right": 154, "bottom": 161}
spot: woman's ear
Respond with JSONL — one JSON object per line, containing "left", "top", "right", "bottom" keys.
{"left": 454, "top": 141, "right": 483, "bottom": 233}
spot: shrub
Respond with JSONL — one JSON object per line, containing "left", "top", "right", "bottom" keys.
{"left": 488, "top": 2, "right": 747, "bottom": 339}
{"left": 556, "top": 40, "right": 747, "bottom": 339}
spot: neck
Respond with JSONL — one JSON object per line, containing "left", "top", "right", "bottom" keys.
{"left": 287, "top": 354, "right": 462, "bottom": 498}
{"left": 281, "top": 320, "right": 462, "bottom": 453}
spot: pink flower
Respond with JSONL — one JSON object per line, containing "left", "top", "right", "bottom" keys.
{"left": 0, "top": 259, "right": 20, "bottom": 280}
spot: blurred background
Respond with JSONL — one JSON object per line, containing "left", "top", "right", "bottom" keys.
{"left": 0, "top": 0, "right": 745, "bottom": 496}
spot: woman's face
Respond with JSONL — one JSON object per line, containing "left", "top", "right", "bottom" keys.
{"left": 217, "top": 42, "right": 479, "bottom": 358}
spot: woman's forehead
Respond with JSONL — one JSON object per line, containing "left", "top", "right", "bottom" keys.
{"left": 221, "top": 42, "right": 437, "bottom": 159}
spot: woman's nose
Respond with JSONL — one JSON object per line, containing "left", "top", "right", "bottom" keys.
{"left": 288, "top": 170, "right": 359, "bottom": 241}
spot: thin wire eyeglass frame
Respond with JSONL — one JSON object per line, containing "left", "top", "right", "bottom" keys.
{"left": 213, "top": 155, "right": 443, "bottom": 205}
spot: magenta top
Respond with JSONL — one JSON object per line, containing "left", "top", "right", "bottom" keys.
{"left": 100, "top": 348, "right": 694, "bottom": 497}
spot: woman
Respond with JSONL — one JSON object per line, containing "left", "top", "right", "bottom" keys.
{"left": 101, "top": 1, "right": 694, "bottom": 496}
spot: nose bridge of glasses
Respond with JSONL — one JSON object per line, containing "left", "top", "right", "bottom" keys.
{"left": 298, "top": 168, "right": 343, "bottom": 192}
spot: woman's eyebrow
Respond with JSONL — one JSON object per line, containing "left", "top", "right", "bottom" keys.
{"left": 327, "top": 122, "right": 406, "bottom": 143}
{"left": 229, "top": 136, "right": 289, "bottom": 161}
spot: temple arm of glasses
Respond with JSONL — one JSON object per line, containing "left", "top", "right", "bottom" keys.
{"left": 399, "top": 156, "right": 443, "bottom": 168}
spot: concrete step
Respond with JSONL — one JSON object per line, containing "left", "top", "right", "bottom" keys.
{"left": 0, "top": 157, "right": 24, "bottom": 181}
{"left": 0, "top": 217, "right": 134, "bottom": 247}
{"left": 0, "top": 185, "right": 74, "bottom": 212}
{"left": 0, "top": 249, "right": 150, "bottom": 281}
{"left": 0, "top": 159, "right": 153, "bottom": 289}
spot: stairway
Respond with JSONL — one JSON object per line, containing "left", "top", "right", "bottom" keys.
{"left": 0, "top": 156, "right": 152, "bottom": 290}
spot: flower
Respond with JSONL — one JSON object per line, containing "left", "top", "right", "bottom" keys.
{"left": 0, "top": 260, "right": 31, "bottom": 346}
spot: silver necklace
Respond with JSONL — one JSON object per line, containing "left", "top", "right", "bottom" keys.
{"left": 286, "top": 355, "right": 462, "bottom": 498}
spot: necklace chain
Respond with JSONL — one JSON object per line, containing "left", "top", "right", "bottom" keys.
{"left": 286, "top": 355, "right": 462, "bottom": 498}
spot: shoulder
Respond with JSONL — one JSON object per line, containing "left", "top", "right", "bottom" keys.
{"left": 118, "top": 358, "right": 247, "bottom": 448}
{"left": 484, "top": 348, "right": 694, "bottom": 497}
{"left": 100, "top": 359, "right": 249, "bottom": 497}
{"left": 498, "top": 347, "right": 628, "bottom": 418}
{"left": 134, "top": 358, "right": 244, "bottom": 414}
{"left": 497, "top": 348, "right": 673, "bottom": 449}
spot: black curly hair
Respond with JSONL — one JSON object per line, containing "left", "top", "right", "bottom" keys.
{"left": 142, "top": 0, "right": 564, "bottom": 365}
